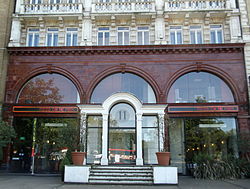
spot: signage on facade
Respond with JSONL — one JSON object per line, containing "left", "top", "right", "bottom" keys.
{"left": 168, "top": 105, "right": 239, "bottom": 113}
{"left": 13, "top": 106, "right": 79, "bottom": 113}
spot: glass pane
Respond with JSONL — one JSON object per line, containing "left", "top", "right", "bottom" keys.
{"left": 142, "top": 128, "right": 158, "bottom": 164}
{"left": 124, "top": 32, "right": 129, "bottom": 45}
{"left": 170, "top": 32, "right": 175, "bottom": 44}
{"left": 34, "top": 34, "right": 39, "bottom": 46}
{"left": 53, "top": 34, "right": 58, "bottom": 46}
{"left": 87, "top": 128, "right": 102, "bottom": 164}
{"left": 142, "top": 116, "right": 158, "bottom": 127}
{"left": 118, "top": 32, "right": 123, "bottom": 45}
{"left": 47, "top": 33, "right": 52, "bottom": 46}
{"left": 73, "top": 33, "right": 77, "bottom": 46}
{"left": 177, "top": 31, "right": 182, "bottom": 44}
{"left": 91, "top": 73, "right": 156, "bottom": 103}
{"left": 104, "top": 32, "right": 109, "bottom": 45}
{"left": 66, "top": 33, "right": 71, "bottom": 46}
{"left": 109, "top": 129, "right": 136, "bottom": 164}
{"left": 28, "top": 34, "right": 33, "bottom": 46}
{"left": 185, "top": 118, "right": 238, "bottom": 174}
{"left": 138, "top": 32, "right": 143, "bottom": 45}
{"left": 144, "top": 31, "right": 149, "bottom": 45}
{"left": 167, "top": 72, "right": 234, "bottom": 103}
{"left": 190, "top": 31, "right": 195, "bottom": 44}
{"left": 34, "top": 118, "right": 78, "bottom": 173}
{"left": 110, "top": 103, "right": 135, "bottom": 128}
{"left": 98, "top": 32, "right": 103, "bottom": 45}
{"left": 217, "top": 31, "right": 223, "bottom": 43}
{"left": 17, "top": 73, "right": 80, "bottom": 103}
{"left": 87, "top": 116, "right": 102, "bottom": 128}
{"left": 210, "top": 31, "right": 216, "bottom": 43}
{"left": 197, "top": 31, "right": 202, "bottom": 44}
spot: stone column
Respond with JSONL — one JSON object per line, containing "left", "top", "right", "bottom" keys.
{"left": 158, "top": 113, "right": 165, "bottom": 151}
{"left": 80, "top": 112, "right": 87, "bottom": 151}
{"left": 101, "top": 113, "right": 109, "bottom": 165}
{"left": 136, "top": 113, "right": 143, "bottom": 165}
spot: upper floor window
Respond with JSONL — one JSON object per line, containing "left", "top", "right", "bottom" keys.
{"left": 27, "top": 28, "right": 39, "bottom": 47}
{"left": 98, "top": 27, "right": 110, "bottom": 46}
{"left": 170, "top": 26, "right": 183, "bottom": 44}
{"left": 50, "top": 0, "right": 60, "bottom": 3}
{"left": 167, "top": 72, "right": 234, "bottom": 103}
{"left": 66, "top": 28, "right": 78, "bottom": 46}
{"left": 118, "top": 27, "right": 130, "bottom": 45}
{"left": 137, "top": 26, "right": 149, "bottom": 45}
{"left": 210, "top": 25, "right": 223, "bottom": 44}
{"left": 47, "top": 28, "right": 58, "bottom": 46}
{"left": 90, "top": 73, "right": 156, "bottom": 103}
{"left": 31, "top": 0, "right": 42, "bottom": 4}
{"left": 190, "top": 26, "right": 203, "bottom": 44}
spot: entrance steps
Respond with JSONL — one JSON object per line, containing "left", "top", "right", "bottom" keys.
{"left": 88, "top": 165, "right": 153, "bottom": 184}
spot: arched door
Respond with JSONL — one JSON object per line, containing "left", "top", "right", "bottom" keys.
{"left": 108, "top": 103, "right": 136, "bottom": 164}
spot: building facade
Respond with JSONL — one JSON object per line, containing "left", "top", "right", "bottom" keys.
{"left": 2, "top": 0, "right": 250, "bottom": 175}
{"left": 0, "top": 0, "right": 14, "bottom": 119}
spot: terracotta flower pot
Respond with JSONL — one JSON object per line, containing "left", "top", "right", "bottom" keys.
{"left": 71, "top": 152, "right": 86, "bottom": 166}
{"left": 156, "top": 152, "right": 170, "bottom": 166}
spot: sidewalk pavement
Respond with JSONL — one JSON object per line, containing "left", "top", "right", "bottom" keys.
{"left": 0, "top": 174, "right": 249, "bottom": 189}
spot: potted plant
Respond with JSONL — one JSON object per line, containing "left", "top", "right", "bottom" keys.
{"left": 0, "top": 120, "right": 16, "bottom": 165}
{"left": 156, "top": 114, "right": 173, "bottom": 166}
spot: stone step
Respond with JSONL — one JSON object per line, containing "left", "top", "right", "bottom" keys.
{"left": 90, "top": 172, "right": 153, "bottom": 176}
{"left": 89, "top": 176, "right": 153, "bottom": 180}
{"left": 88, "top": 179, "right": 153, "bottom": 184}
{"left": 90, "top": 169, "right": 153, "bottom": 173}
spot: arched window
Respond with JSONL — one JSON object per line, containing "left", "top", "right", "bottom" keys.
{"left": 90, "top": 73, "right": 156, "bottom": 103}
{"left": 167, "top": 72, "right": 234, "bottom": 103}
{"left": 17, "top": 73, "right": 80, "bottom": 103}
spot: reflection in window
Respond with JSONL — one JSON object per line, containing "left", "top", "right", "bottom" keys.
{"left": 17, "top": 73, "right": 80, "bottom": 104}
{"left": 91, "top": 73, "right": 156, "bottom": 103}
{"left": 109, "top": 103, "right": 135, "bottom": 128}
{"left": 109, "top": 103, "right": 136, "bottom": 164}
{"left": 184, "top": 118, "right": 238, "bottom": 172}
{"left": 167, "top": 72, "right": 234, "bottom": 103}
{"left": 142, "top": 116, "right": 158, "bottom": 164}
{"left": 87, "top": 116, "right": 102, "bottom": 164}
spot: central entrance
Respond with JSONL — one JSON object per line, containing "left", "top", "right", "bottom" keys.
{"left": 108, "top": 103, "right": 136, "bottom": 164}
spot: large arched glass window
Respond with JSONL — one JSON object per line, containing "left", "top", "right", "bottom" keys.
{"left": 167, "top": 72, "right": 234, "bottom": 103}
{"left": 17, "top": 73, "right": 80, "bottom": 103}
{"left": 90, "top": 73, "right": 156, "bottom": 103}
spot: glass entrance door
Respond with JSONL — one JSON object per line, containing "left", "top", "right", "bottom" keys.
{"left": 108, "top": 103, "right": 136, "bottom": 164}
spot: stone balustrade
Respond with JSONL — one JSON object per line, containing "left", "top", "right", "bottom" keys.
{"left": 21, "top": 2, "right": 83, "bottom": 14}
{"left": 165, "top": 0, "right": 228, "bottom": 11}
{"left": 92, "top": 0, "right": 155, "bottom": 13}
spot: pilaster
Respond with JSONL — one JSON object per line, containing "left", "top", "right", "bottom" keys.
{"left": 101, "top": 113, "right": 109, "bottom": 165}
{"left": 136, "top": 112, "right": 143, "bottom": 165}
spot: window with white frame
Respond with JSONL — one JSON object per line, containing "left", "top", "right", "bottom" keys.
{"left": 46, "top": 28, "right": 58, "bottom": 46}
{"left": 31, "top": 0, "right": 42, "bottom": 4}
{"left": 169, "top": 26, "right": 183, "bottom": 44}
{"left": 210, "top": 25, "right": 223, "bottom": 44}
{"left": 66, "top": 28, "right": 78, "bottom": 46}
{"left": 137, "top": 26, "right": 149, "bottom": 45}
{"left": 27, "top": 28, "right": 40, "bottom": 47}
{"left": 50, "top": 0, "right": 60, "bottom": 3}
{"left": 118, "top": 27, "right": 130, "bottom": 45}
{"left": 98, "top": 27, "right": 110, "bottom": 46}
{"left": 190, "top": 26, "right": 203, "bottom": 44}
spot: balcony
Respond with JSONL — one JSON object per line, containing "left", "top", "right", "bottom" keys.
{"left": 165, "top": 0, "right": 229, "bottom": 11}
{"left": 20, "top": 2, "right": 83, "bottom": 14}
{"left": 92, "top": 0, "right": 155, "bottom": 13}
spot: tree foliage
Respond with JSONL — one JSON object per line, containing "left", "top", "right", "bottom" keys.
{"left": 18, "top": 78, "right": 63, "bottom": 103}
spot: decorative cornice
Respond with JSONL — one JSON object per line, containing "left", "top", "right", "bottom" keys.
{"left": 7, "top": 43, "right": 244, "bottom": 56}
